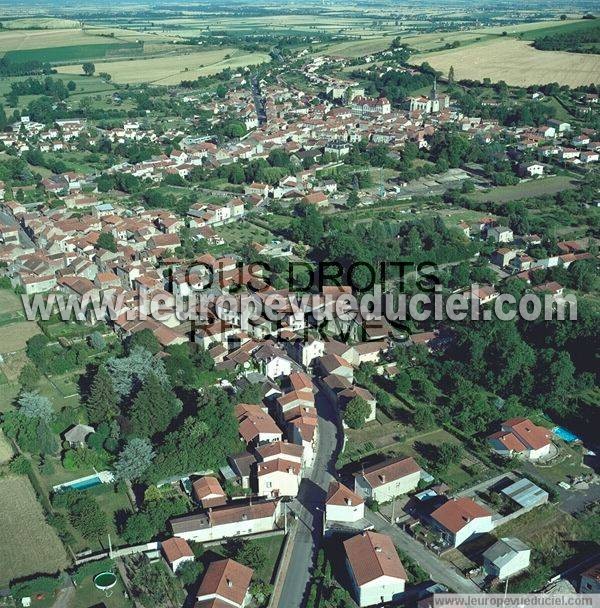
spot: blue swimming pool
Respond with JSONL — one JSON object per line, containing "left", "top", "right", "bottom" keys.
{"left": 68, "top": 475, "right": 103, "bottom": 491}
{"left": 552, "top": 426, "right": 581, "bottom": 443}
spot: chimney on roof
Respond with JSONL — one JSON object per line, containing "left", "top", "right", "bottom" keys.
{"left": 380, "top": 474, "right": 386, "bottom": 483}
{"left": 227, "top": 579, "right": 233, "bottom": 588}
{"left": 345, "top": 497, "right": 352, "bottom": 506}
{"left": 375, "top": 546, "right": 382, "bottom": 553}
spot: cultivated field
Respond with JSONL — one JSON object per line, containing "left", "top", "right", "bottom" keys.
{"left": 0, "top": 476, "right": 68, "bottom": 586}
{"left": 57, "top": 48, "right": 270, "bottom": 84}
{"left": 0, "top": 28, "right": 123, "bottom": 54}
{"left": 0, "top": 321, "right": 41, "bottom": 354}
{"left": 319, "top": 36, "right": 396, "bottom": 58}
{"left": 410, "top": 38, "right": 600, "bottom": 87}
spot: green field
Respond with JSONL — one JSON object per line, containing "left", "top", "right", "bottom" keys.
{"left": 5, "top": 41, "right": 143, "bottom": 64}
{"left": 0, "top": 476, "right": 68, "bottom": 586}
{"left": 470, "top": 175, "right": 578, "bottom": 204}
{"left": 519, "top": 18, "right": 600, "bottom": 41}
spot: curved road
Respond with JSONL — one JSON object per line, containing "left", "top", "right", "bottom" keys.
{"left": 273, "top": 383, "right": 343, "bottom": 608}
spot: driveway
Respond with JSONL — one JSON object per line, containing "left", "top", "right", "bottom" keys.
{"left": 273, "top": 384, "right": 343, "bottom": 608}
{"left": 364, "top": 510, "right": 481, "bottom": 594}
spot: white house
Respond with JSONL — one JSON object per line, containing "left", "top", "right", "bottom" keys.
{"left": 487, "top": 417, "right": 551, "bottom": 461}
{"left": 325, "top": 481, "right": 365, "bottom": 525}
{"left": 519, "top": 162, "right": 544, "bottom": 177}
{"left": 344, "top": 531, "right": 407, "bottom": 607}
{"left": 354, "top": 457, "right": 421, "bottom": 503}
{"left": 430, "top": 497, "right": 493, "bottom": 548}
{"left": 255, "top": 457, "right": 301, "bottom": 498}
{"left": 483, "top": 537, "right": 531, "bottom": 580}
{"left": 170, "top": 499, "right": 281, "bottom": 543}
{"left": 196, "top": 558, "right": 253, "bottom": 608}
{"left": 253, "top": 342, "right": 293, "bottom": 380}
{"left": 161, "top": 537, "right": 194, "bottom": 573}
{"left": 487, "top": 225, "right": 514, "bottom": 243}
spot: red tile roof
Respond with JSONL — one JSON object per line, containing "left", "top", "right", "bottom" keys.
{"left": 344, "top": 531, "right": 406, "bottom": 586}
{"left": 196, "top": 558, "right": 253, "bottom": 606}
{"left": 326, "top": 480, "right": 364, "bottom": 507}
{"left": 162, "top": 537, "right": 194, "bottom": 564}
{"left": 360, "top": 456, "right": 421, "bottom": 489}
{"left": 431, "top": 497, "right": 491, "bottom": 534}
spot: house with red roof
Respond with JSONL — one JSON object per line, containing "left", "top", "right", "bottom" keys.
{"left": 195, "top": 558, "right": 253, "bottom": 608}
{"left": 430, "top": 497, "right": 493, "bottom": 547}
{"left": 354, "top": 456, "right": 421, "bottom": 503}
{"left": 161, "top": 537, "right": 194, "bottom": 573}
{"left": 344, "top": 531, "right": 406, "bottom": 607}
{"left": 487, "top": 418, "right": 551, "bottom": 461}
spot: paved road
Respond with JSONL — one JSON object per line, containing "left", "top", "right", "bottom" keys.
{"left": 364, "top": 510, "right": 481, "bottom": 594}
{"left": 273, "top": 384, "right": 343, "bottom": 608}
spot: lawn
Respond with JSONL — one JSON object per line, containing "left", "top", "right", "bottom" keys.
{"left": 0, "top": 428, "right": 14, "bottom": 464}
{"left": 216, "top": 220, "right": 275, "bottom": 248}
{"left": 0, "top": 288, "right": 23, "bottom": 313}
{"left": 0, "top": 320, "right": 41, "bottom": 354}
{"left": 0, "top": 476, "right": 69, "bottom": 587}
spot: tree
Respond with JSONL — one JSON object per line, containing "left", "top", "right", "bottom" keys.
{"left": 448, "top": 65, "right": 455, "bottom": 83}
{"left": 18, "top": 391, "right": 54, "bottom": 419}
{"left": 89, "top": 331, "right": 106, "bottom": 350}
{"left": 129, "top": 373, "right": 182, "bottom": 438}
{"left": 346, "top": 189, "right": 359, "bottom": 208}
{"left": 127, "top": 328, "right": 160, "bottom": 355}
{"left": 82, "top": 62, "right": 95, "bottom": 77}
{"left": 106, "top": 346, "right": 168, "bottom": 398}
{"left": 18, "top": 363, "right": 41, "bottom": 391}
{"left": 115, "top": 438, "right": 155, "bottom": 482}
{"left": 343, "top": 396, "right": 371, "bottom": 430}
{"left": 234, "top": 541, "right": 267, "bottom": 571}
{"left": 97, "top": 232, "right": 116, "bottom": 252}
{"left": 436, "top": 442, "right": 463, "bottom": 472}
{"left": 86, "top": 365, "right": 119, "bottom": 423}
{"left": 413, "top": 404, "right": 435, "bottom": 430}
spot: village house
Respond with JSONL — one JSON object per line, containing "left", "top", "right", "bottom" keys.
{"left": 236, "top": 403, "right": 282, "bottom": 446}
{"left": 170, "top": 498, "right": 281, "bottom": 543}
{"left": 487, "top": 418, "right": 551, "bottom": 461}
{"left": 487, "top": 225, "right": 514, "bottom": 243}
{"left": 192, "top": 476, "right": 227, "bottom": 509}
{"left": 430, "top": 497, "right": 493, "bottom": 547}
{"left": 344, "top": 531, "right": 407, "bottom": 607}
{"left": 161, "top": 537, "right": 195, "bottom": 573}
{"left": 354, "top": 456, "right": 421, "bottom": 503}
{"left": 325, "top": 480, "right": 365, "bottom": 527}
{"left": 196, "top": 558, "right": 253, "bottom": 608}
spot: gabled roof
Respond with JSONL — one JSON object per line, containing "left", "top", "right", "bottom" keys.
{"left": 431, "top": 497, "right": 491, "bottom": 534}
{"left": 196, "top": 558, "right": 253, "bottom": 606}
{"left": 162, "top": 537, "right": 194, "bottom": 564}
{"left": 359, "top": 456, "right": 421, "bottom": 489}
{"left": 326, "top": 480, "right": 364, "bottom": 507}
{"left": 344, "top": 531, "right": 406, "bottom": 586}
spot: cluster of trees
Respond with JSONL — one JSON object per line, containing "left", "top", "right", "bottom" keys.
{"left": 534, "top": 24, "right": 600, "bottom": 53}
{"left": 7, "top": 77, "right": 73, "bottom": 104}
{"left": 0, "top": 57, "right": 53, "bottom": 77}
{"left": 217, "top": 149, "right": 300, "bottom": 185}
{"left": 26, "top": 334, "right": 92, "bottom": 376}
{"left": 347, "top": 67, "right": 433, "bottom": 104}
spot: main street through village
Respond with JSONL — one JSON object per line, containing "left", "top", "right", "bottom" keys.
{"left": 273, "top": 382, "right": 480, "bottom": 607}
